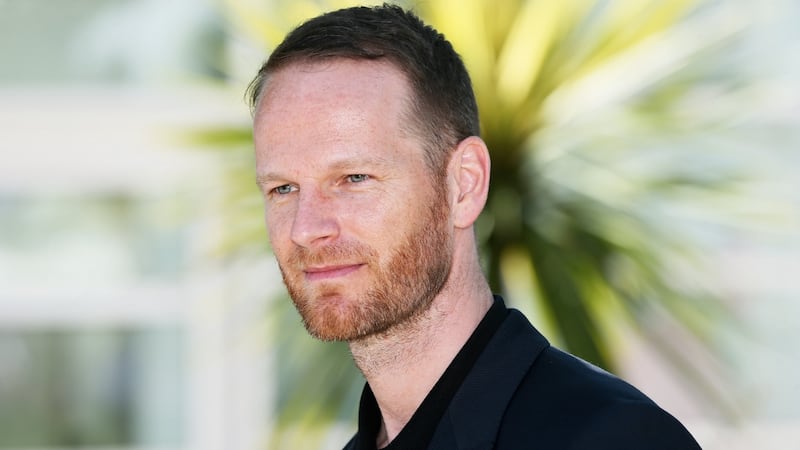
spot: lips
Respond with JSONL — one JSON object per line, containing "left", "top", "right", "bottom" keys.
{"left": 303, "top": 263, "right": 364, "bottom": 281}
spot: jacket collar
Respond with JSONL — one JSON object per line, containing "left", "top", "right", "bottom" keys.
{"left": 428, "top": 308, "right": 550, "bottom": 449}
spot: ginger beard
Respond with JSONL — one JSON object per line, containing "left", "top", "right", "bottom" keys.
{"left": 277, "top": 189, "right": 453, "bottom": 342}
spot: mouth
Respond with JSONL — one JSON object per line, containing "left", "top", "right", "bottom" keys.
{"left": 303, "top": 264, "right": 365, "bottom": 282}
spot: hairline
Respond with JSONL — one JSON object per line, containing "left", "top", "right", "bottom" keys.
{"left": 251, "top": 56, "right": 454, "bottom": 177}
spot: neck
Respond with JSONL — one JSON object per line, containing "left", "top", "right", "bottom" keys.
{"left": 348, "top": 248, "right": 493, "bottom": 447}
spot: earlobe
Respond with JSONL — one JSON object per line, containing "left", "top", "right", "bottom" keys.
{"left": 450, "top": 136, "right": 491, "bottom": 229}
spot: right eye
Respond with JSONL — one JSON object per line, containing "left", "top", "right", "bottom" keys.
{"left": 272, "top": 184, "right": 296, "bottom": 195}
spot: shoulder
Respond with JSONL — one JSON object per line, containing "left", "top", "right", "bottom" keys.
{"left": 497, "top": 345, "right": 700, "bottom": 448}
{"left": 566, "top": 399, "right": 702, "bottom": 449}
{"left": 341, "top": 434, "right": 357, "bottom": 450}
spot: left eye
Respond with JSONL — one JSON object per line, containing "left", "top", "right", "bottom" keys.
{"left": 346, "top": 174, "right": 369, "bottom": 183}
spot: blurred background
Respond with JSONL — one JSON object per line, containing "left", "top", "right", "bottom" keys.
{"left": 0, "top": 0, "right": 798, "bottom": 449}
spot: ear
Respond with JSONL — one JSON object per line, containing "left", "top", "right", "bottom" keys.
{"left": 448, "top": 136, "right": 491, "bottom": 229}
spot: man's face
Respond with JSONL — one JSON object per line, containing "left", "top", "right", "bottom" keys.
{"left": 253, "top": 60, "right": 454, "bottom": 341}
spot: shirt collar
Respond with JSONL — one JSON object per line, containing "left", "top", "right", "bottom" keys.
{"left": 352, "top": 296, "right": 509, "bottom": 450}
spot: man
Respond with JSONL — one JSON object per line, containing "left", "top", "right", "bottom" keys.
{"left": 249, "top": 4, "right": 701, "bottom": 449}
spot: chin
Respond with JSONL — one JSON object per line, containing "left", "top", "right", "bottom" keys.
{"left": 298, "top": 293, "right": 365, "bottom": 341}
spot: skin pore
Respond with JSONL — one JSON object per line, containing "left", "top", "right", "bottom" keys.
{"left": 253, "top": 59, "right": 493, "bottom": 447}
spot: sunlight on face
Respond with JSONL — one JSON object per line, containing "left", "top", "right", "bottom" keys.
{"left": 254, "top": 59, "right": 454, "bottom": 341}
{"left": 282, "top": 192, "right": 452, "bottom": 341}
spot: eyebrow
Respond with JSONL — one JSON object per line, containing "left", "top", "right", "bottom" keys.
{"left": 255, "top": 155, "right": 396, "bottom": 186}
{"left": 255, "top": 173, "right": 282, "bottom": 186}
{"left": 328, "top": 155, "right": 395, "bottom": 171}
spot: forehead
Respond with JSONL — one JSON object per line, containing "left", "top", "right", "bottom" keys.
{"left": 256, "top": 59, "right": 412, "bottom": 122}
{"left": 253, "top": 59, "right": 424, "bottom": 169}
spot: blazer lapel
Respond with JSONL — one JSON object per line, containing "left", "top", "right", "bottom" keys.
{"left": 428, "top": 310, "right": 550, "bottom": 450}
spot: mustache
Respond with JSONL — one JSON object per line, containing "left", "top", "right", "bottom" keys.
{"left": 286, "top": 242, "right": 378, "bottom": 268}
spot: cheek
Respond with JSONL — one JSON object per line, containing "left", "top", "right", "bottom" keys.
{"left": 341, "top": 197, "right": 393, "bottom": 234}
{"left": 265, "top": 210, "right": 292, "bottom": 249}
{"left": 351, "top": 200, "right": 419, "bottom": 247}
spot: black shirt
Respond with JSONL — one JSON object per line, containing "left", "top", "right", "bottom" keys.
{"left": 346, "top": 296, "right": 508, "bottom": 450}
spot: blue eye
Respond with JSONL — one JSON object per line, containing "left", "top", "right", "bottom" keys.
{"left": 273, "top": 184, "right": 295, "bottom": 195}
{"left": 347, "top": 174, "right": 369, "bottom": 183}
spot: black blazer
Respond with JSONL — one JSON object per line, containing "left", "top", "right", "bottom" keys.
{"left": 427, "top": 309, "right": 701, "bottom": 449}
{"left": 347, "top": 308, "right": 701, "bottom": 449}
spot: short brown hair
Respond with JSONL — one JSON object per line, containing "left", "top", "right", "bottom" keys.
{"left": 247, "top": 4, "right": 480, "bottom": 173}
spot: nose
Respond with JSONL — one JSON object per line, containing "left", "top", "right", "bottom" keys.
{"left": 290, "top": 188, "right": 340, "bottom": 248}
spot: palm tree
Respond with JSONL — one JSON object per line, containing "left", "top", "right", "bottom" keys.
{"left": 192, "top": 0, "right": 793, "bottom": 446}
